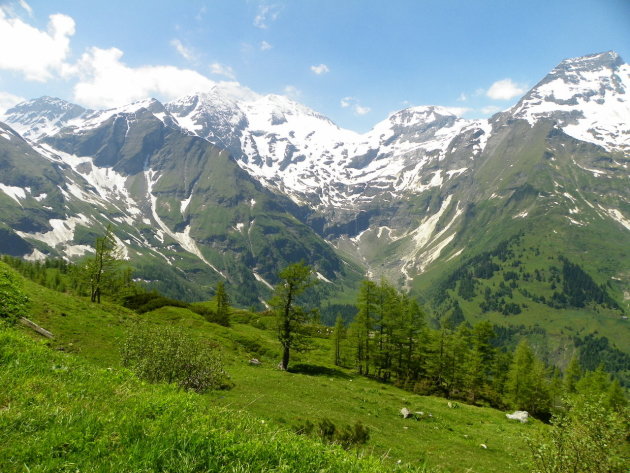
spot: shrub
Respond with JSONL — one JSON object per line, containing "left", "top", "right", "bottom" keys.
{"left": 0, "top": 264, "right": 29, "bottom": 324}
{"left": 189, "top": 303, "right": 229, "bottom": 326}
{"left": 294, "top": 418, "right": 370, "bottom": 449}
{"left": 527, "top": 395, "right": 628, "bottom": 473}
{"left": 121, "top": 323, "right": 230, "bottom": 392}
{"left": 122, "top": 292, "right": 189, "bottom": 313}
{"left": 337, "top": 421, "right": 371, "bottom": 449}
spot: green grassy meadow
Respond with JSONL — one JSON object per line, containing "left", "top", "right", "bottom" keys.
{"left": 2, "top": 270, "right": 544, "bottom": 473}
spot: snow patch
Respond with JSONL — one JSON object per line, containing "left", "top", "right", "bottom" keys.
{"left": 316, "top": 271, "right": 332, "bottom": 283}
{"left": 145, "top": 167, "right": 224, "bottom": 275}
{"left": 410, "top": 195, "right": 453, "bottom": 249}
{"left": 64, "top": 244, "right": 93, "bottom": 258}
{"left": 16, "top": 214, "right": 92, "bottom": 248}
{"left": 23, "top": 248, "right": 46, "bottom": 261}
{"left": 602, "top": 207, "right": 630, "bottom": 231}
{"left": 446, "top": 168, "right": 468, "bottom": 178}
{"left": 180, "top": 193, "right": 193, "bottom": 214}
{"left": 0, "top": 183, "right": 26, "bottom": 205}
{"left": 253, "top": 271, "right": 274, "bottom": 290}
{"left": 446, "top": 248, "right": 464, "bottom": 261}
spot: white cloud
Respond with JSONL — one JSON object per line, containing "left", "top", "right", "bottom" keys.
{"left": 354, "top": 105, "right": 371, "bottom": 116}
{"left": 195, "top": 6, "right": 207, "bottom": 22}
{"left": 254, "top": 4, "right": 281, "bottom": 29}
{"left": 260, "top": 40, "right": 272, "bottom": 51}
{"left": 340, "top": 96, "right": 370, "bottom": 115}
{"left": 310, "top": 64, "right": 329, "bottom": 75}
{"left": 0, "top": 8, "right": 75, "bottom": 81}
{"left": 18, "top": 0, "right": 33, "bottom": 17}
{"left": 171, "top": 39, "right": 196, "bottom": 62}
{"left": 72, "top": 47, "right": 215, "bottom": 109}
{"left": 340, "top": 96, "right": 353, "bottom": 108}
{"left": 457, "top": 92, "right": 467, "bottom": 102}
{"left": 481, "top": 105, "right": 502, "bottom": 115}
{"left": 283, "top": 85, "right": 301, "bottom": 99}
{"left": 210, "top": 62, "right": 236, "bottom": 80}
{"left": 0, "top": 91, "right": 25, "bottom": 114}
{"left": 486, "top": 78, "right": 527, "bottom": 100}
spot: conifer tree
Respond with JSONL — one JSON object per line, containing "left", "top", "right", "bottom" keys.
{"left": 465, "top": 321, "right": 496, "bottom": 402}
{"left": 375, "top": 281, "right": 398, "bottom": 380}
{"left": 269, "top": 262, "right": 317, "bottom": 371}
{"left": 85, "top": 225, "right": 123, "bottom": 303}
{"left": 505, "top": 340, "right": 551, "bottom": 416}
{"left": 395, "top": 294, "right": 425, "bottom": 382}
{"left": 214, "top": 281, "right": 231, "bottom": 326}
{"left": 563, "top": 354, "right": 582, "bottom": 394}
{"left": 333, "top": 314, "right": 345, "bottom": 366}
{"left": 353, "top": 280, "right": 378, "bottom": 375}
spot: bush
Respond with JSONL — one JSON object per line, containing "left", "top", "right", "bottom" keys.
{"left": 527, "top": 395, "right": 628, "bottom": 473}
{"left": 189, "top": 303, "right": 229, "bottom": 326}
{"left": 294, "top": 418, "right": 370, "bottom": 449}
{"left": 0, "top": 264, "right": 29, "bottom": 324}
{"left": 122, "top": 292, "right": 189, "bottom": 313}
{"left": 121, "top": 323, "right": 230, "bottom": 392}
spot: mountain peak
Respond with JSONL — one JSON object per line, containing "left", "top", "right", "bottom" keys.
{"left": 554, "top": 50, "right": 623, "bottom": 73}
{"left": 2, "top": 96, "right": 88, "bottom": 141}
{"left": 508, "top": 51, "right": 629, "bottom": 153}
{"left": 4, "top": 96, "right": 87, "bottom": 117}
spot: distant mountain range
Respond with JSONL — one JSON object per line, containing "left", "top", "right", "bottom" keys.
{"left": 1, "top": 51, "right": 628, "bottom": 355}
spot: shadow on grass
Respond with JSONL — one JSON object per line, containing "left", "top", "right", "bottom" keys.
{"left": 288, "top": 363, "right": 353, "bottom": 380}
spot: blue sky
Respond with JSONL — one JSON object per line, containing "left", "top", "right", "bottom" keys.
{"left": 0, "top": 0, "right": 628, "bottom": 132}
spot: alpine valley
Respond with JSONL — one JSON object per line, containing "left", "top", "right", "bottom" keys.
{"left": 1, "top": 51, "right": 629, "bottom": 367}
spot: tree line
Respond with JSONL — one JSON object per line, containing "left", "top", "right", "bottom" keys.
{"left": 1, "top": 225, "right": 136, "bottom": 303}
{"left": 3, "top": 239, "right": 626, "bottom": 422}
{"left": 326, "top": 279, "right": 626, "bottom": 419}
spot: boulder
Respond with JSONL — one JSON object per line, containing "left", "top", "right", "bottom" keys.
{"left": 248, "top": 358, "right": 262, "bottom": 366}
{"left": 400, "top": 407, "right": 429, "bottom": 420}
{"left": 506, "top": 410, "right": 529, "bottom": 423}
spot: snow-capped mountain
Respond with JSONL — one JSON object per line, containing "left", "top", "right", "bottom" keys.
{"left": 165, "top": 92, "right": 491, "bottom": 213}
{"left": 2, "top": 96, "right": 88, "bottom": 141}
{"left": 1, "top": 51, "right": 629, "bottom": 312}
{"left": 509, "top": 51, "right": 630, "bottom": 153}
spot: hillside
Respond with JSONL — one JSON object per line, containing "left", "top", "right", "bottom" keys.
{"left": 1, "top": 328, "right": 397, "bottom": 473}
{"left": 0, "top": 51, "right": 629, "bottom": 377}
{"left": 3, "top": 263, "right": 543, "bottom": 473}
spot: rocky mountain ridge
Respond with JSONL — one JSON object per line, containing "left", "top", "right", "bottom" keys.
{"left": 0, "top": 51, "right": 628, "bottom": 315}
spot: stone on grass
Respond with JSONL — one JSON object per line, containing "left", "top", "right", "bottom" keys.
{"left": 506, "top": 410, "right": 529, "bottom": 423}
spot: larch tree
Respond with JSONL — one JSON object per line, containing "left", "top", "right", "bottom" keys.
{"left": 214, "top": 281, "right": 231, "bottom": 326}
{"left": 333, "top": 314, "right": 345, "bottom": 366}
{"left": 563, "top": 354, "right": 582, "bottom": 394}
{"left": 352, "top": 280, "right": 378, "bottom": 375}
{"left": 86, "top": 225, "right": 123, "bottom": 303}
{"left": 505, "top": 340, "right": 551, "bottom": 416}
{"left": 269, "top": 262, "right": 317, "bottom": 371}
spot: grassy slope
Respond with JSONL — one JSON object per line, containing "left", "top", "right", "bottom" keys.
{"left": 0, "top": 328, "right": 393, "bottom": 473}
{"left": 13, "top": 273, "right": 541, "bottom": 473}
